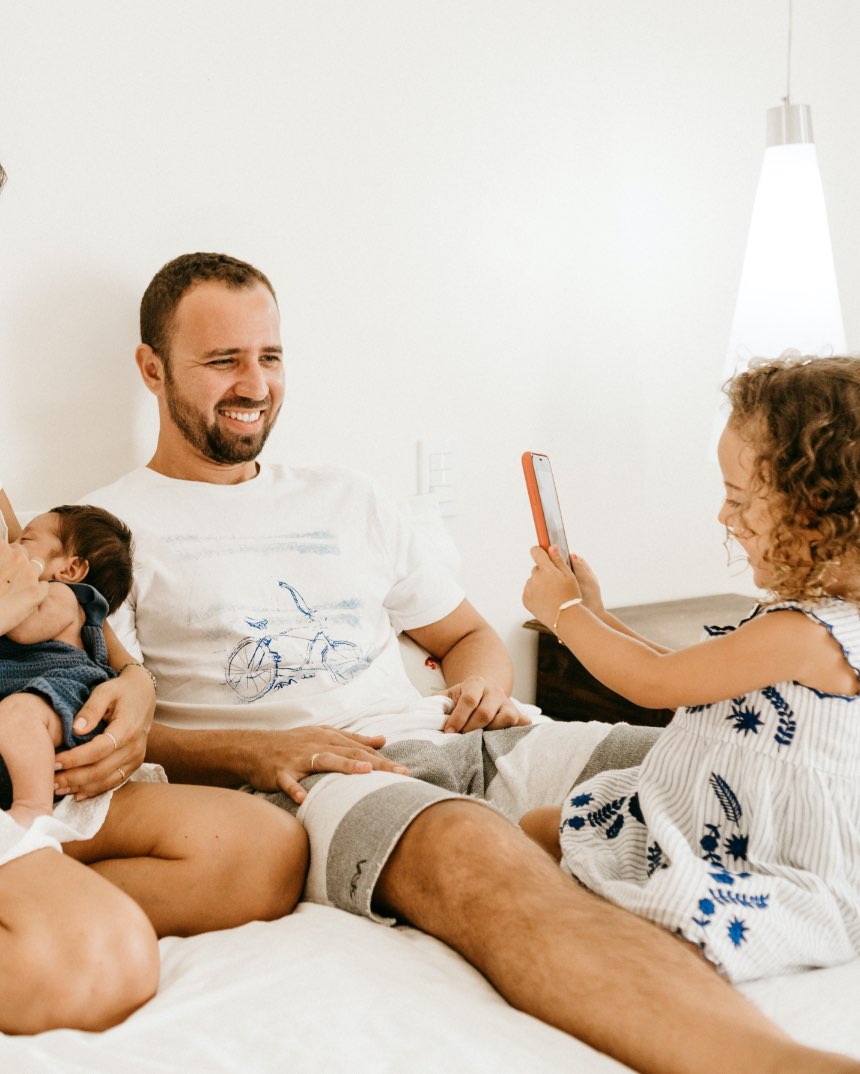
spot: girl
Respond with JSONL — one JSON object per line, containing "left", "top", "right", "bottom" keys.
{"left": 522, "top": 355, "right": 860, "bottom": 983}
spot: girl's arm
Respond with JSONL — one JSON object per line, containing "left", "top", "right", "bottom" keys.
{"left": 524, "top": 546, "right": 856, "bottom": 708}
{"left": 567, "top": 553, "right": 672, "bottom": 655}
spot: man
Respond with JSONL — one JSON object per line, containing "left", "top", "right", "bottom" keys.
{"left": 63, "top": 252, "right": 843, "bottom": 1073}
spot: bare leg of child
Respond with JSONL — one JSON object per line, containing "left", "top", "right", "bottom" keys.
{"left": 520, "top": 805, "right": 563, "bottom": 861}
{"left": 0, "top": 692, "right": 64, "bottom": 827}
{"left": 65, "top": 782, "right": 309, "bottom": 936}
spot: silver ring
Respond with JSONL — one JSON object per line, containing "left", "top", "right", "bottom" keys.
{"left": 310, "top": 753, "right": 320, "bottom": 773}
{"left": 117, "top": 767, "right": 127, "bottom": 782}
{"left": 30, "top": 558, "right": 45, "bottom": 574}
{"left": 105, "top": 731, "right": 119, "bottom": 752}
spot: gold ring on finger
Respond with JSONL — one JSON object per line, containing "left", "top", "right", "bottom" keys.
{"left": 105, "top": 731, "right": 119, "bottom": 751}
{"left": 117, "top": 767, "right": 127, "bottom": 782}
{"left": 310, "top": 753, "right": 320, "bottom": 773}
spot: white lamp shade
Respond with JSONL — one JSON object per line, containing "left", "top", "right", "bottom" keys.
{"left": 724, "top": 141, "right": 846, "bottom": 380}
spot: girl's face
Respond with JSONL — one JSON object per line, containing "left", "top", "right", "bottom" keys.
{"left": 717, "top": 423, "right": 776, "bottom": 588}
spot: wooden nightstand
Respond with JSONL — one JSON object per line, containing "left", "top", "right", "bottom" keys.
{"left": 524, "top": 593, "right": 753, "bottom": 726}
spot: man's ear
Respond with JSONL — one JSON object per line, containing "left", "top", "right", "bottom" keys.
{"left": 55, "top": 556, "right": 88, "bottom": 583}
{"left": 136, "top": 344, "right": 166, "bottom": 394}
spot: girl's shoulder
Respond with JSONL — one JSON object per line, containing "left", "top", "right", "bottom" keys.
{"left": 754, "top": 597, "right": 860, "bottom": 687}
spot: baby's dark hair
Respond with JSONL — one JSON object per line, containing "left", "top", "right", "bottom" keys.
{"left": 725, "top": 355, "right": 860, "bottom": 603}
{"left": 50, "top": 505, "right": 134, "bottom": 614}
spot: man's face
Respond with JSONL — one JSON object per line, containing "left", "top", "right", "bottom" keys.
{"left": 161, "top": 281, "right": 284, "bottom": 466}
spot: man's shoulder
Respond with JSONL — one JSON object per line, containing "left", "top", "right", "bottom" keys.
{"left": 82, "top": 468, "right": 154, "bottom": 514}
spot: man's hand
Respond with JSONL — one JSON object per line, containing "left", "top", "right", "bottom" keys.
{"left": 54, "top": 667, "right": 155, "bottom": 799}
{"left": 237, "top": 726, "right": 410, "bottom": 804}
{"left": 440, "top": 676, "right": 530, "bottom": 734}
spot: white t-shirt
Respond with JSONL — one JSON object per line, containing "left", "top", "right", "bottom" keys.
{"left": 84, "top": 465, "right": 465, "bottom": 736}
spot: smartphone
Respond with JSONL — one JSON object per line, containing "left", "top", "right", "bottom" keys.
{"left": 522, "top": 451, "right": 570, "bottom": 561}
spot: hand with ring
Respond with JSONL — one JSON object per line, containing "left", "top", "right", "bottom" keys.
{"left": 54, "top": 666, "right": 155, "bottom": 800}
{"left": 237, "top": 725, "right": 411, "bottom": 804}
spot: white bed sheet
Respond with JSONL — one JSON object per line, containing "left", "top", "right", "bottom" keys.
{"left": 2, "top": 902, "right": 858, "bottom": 1073}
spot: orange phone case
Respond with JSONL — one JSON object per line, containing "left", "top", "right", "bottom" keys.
{"left": 522, "top": 451, "right": 569, "bottom": 558}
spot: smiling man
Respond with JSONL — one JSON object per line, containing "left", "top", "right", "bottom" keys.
{"left": 139, "top": 256, "right": 284, "bottom": 477}
{"left": 67, "top": 251, "right": 838, "bottom": 1074}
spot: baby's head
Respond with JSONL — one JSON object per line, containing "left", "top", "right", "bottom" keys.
{"left": 720, "top": 355, "right": 860, "bottom": 601}
{"left": 17, "top": 505, "right": 134, "bottom": 613}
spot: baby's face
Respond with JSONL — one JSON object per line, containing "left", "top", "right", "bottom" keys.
{"left": 15, "top": 512, "right": 66, "bottom": 580}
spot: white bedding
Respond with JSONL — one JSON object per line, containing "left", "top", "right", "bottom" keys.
{"left": 2, "top": 902, "right": 858, "bottom": 1073}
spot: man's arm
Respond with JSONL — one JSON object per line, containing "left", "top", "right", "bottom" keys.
{"left": 146, "top": 721, "right": 408, "bottom": 805}
{"left": 406, "top": 598, "right": 528, "bottom": 733}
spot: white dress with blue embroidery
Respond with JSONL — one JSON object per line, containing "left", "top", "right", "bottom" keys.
{"left": 559, "top": 598, "right": 860, "bottom": 983}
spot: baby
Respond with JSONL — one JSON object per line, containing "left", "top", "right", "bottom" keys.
{"left": 0, "top": 505, "right": 133, "bottom": 827}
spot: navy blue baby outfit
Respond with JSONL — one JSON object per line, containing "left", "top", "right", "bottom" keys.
{"left": 0, "top": 582, "right": 113, "bottom": 809}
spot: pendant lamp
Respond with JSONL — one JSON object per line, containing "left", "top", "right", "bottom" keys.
{"left": 722, "top": 0, "right": 845, "bottom": 384}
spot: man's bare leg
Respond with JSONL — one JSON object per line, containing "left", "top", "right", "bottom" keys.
{"left": 375, "top": 800, "right": 859, "bottom": 1074}
{"left": 66, "top": 783, "right": 308, "bottom": 936}
{"left": 0, "top": 849, "right": 159, "bottom": 1033}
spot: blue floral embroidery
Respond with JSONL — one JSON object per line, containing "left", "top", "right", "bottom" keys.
{"left": 724, "top": 833, "right": 749, "bottom": 862}
{"left": 709, "top": 773, "right": 743, "bottom": 824}
{"left": 564, "top": 796, "right": 627, "bottom": 839}
{"left": 647, "top": 841, "right": 668, "bottom": 876}
{"left": 727, "top": 917, "right": 749, "bottom": 947}
{"left": 762, "top": 685, "right": 797, "bottom": 747}
{"left": 700, "top": 823, "right": 722, "bottom": 865}
{"left": 727, "top": 703, "right": 763, "bottom": 735}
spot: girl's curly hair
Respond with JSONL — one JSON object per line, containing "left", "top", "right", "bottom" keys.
{"left": 725, "top": 355, "right": 860, "bottom": 603}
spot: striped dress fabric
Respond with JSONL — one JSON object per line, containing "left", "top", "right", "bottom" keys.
{"left": 559, "top": 598, "right": 860, "bottom": 983}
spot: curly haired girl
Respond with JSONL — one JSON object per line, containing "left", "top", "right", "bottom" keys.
{"left": 522, "top": 355, "right": 860, "bottom": 984}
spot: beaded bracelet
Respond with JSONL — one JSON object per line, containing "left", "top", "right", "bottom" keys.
{"left": 553, "top": 597, "right": 583, "bottom": 634}
{"left": 117, "top": 661, "right": 157, "bottom": 692}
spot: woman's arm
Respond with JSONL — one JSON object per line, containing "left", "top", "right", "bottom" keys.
{"left": 53, "top": 621, "right": 156, "bottom": 800}
{"left": 0, "top": 487, "right": 21, "bottom": 542}
{"left": 0, "top": 542, "right": 48, "bottom": 635}
{"left": 5, "top": 581, "right": 82, "bottom": 646}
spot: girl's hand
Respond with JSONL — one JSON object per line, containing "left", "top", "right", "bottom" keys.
{"left": 569, "top": 554, "right": 605, "bottom": 615}
{"left": 0, "top": 541, "right": 49, "bottom": 635}
{"left": 54, "top": 668, "right": 155, "bottom": 800}
{"left": 523, "top": 545, "right": 583, "bottom": 631}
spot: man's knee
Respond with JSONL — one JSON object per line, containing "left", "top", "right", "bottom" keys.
{"left": 376, "top": 799, "right": 531, "bottom": 911}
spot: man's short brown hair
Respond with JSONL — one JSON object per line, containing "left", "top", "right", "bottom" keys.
{"left": 51, "top": 505, "right": 134, "bottom": 614}
{"left": 140, "top": 252, "right": 277, "bottom": 363}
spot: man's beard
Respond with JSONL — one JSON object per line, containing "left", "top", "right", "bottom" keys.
{"left": 164, "top": 375, "right": 277, "bottom": 465}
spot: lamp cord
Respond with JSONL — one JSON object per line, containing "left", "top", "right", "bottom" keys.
{"left": 785, "top": 0, "right": 793, "bottom": 104}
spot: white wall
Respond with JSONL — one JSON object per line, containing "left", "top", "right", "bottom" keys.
{"left": 1, "top": 1, "right": 858, "bottom": 700}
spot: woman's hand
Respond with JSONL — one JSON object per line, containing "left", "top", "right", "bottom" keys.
{"left": 523, "top": 545, "right": 583, "bottom": 631}
{"left": 0, "top": 541, "right": 49, "bottom": 635}
{"left": 54, "top": 666, "right": 155, "bottom": 800}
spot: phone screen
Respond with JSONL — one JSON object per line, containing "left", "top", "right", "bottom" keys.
{"left": 523, "top": 452, "right": 570, "bottom": 560}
